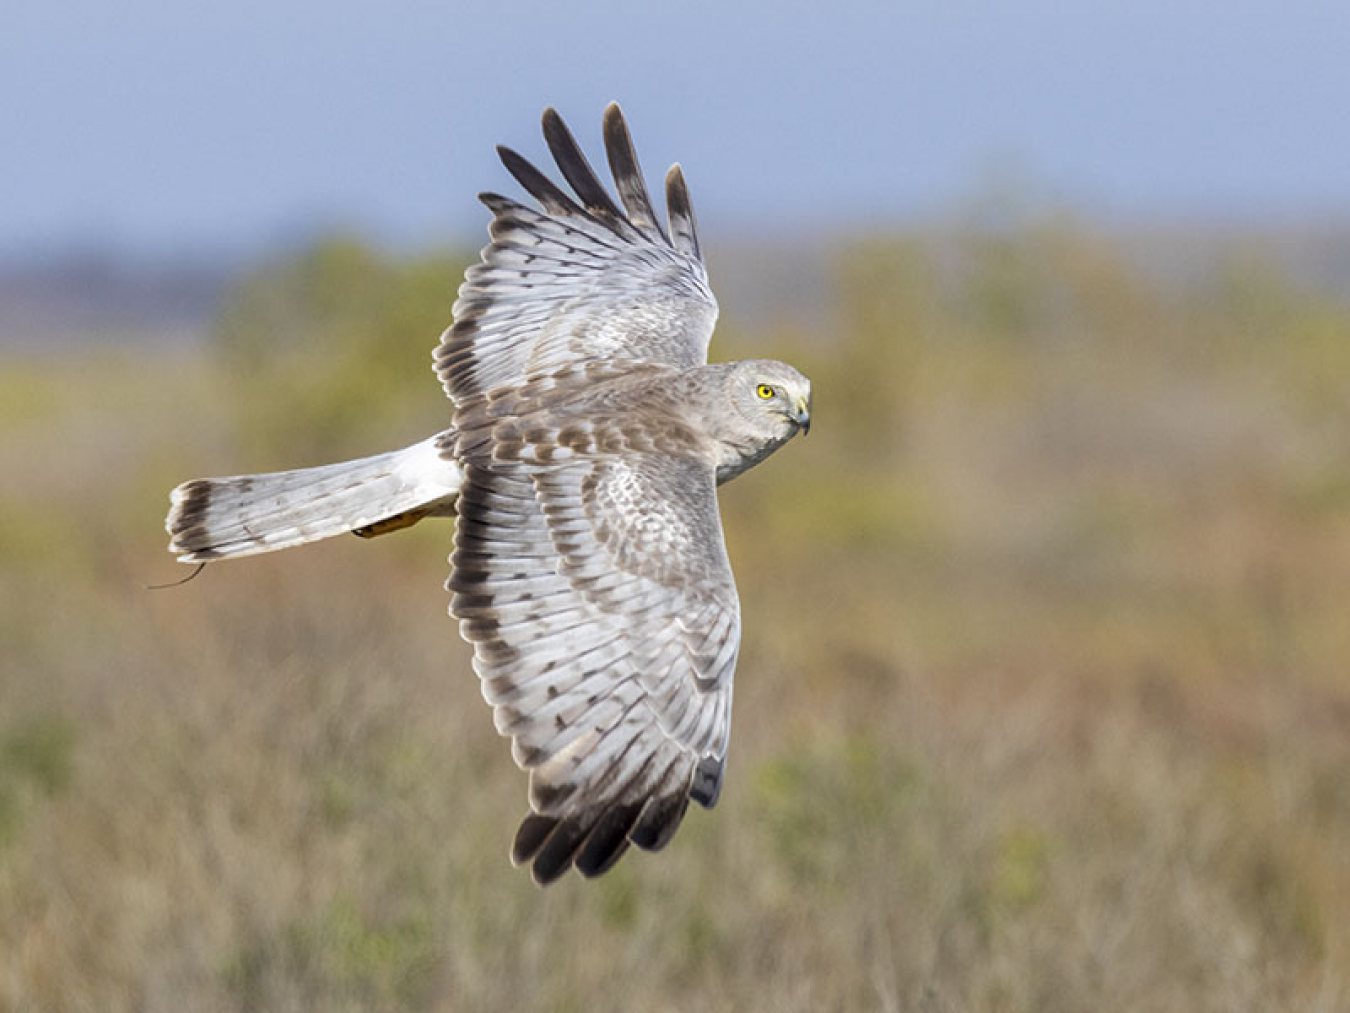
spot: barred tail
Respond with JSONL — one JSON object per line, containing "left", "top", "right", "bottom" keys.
{"left": 166, "top": 434, "right": 462, "bottom": 562}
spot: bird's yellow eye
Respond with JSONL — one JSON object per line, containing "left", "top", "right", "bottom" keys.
{"left": 755, "top": 383, "right": 775, "bottom": 400}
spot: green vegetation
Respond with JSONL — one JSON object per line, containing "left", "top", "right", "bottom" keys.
{"left": 213, "top": 237, "right": 471, "bottom": 463}
{"left": 4, "top": 222, "right": 1350, "bottom": 1010}
{"left": 0, "top": 715, "right": 75, "bottom": 847}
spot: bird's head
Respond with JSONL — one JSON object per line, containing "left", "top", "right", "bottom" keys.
{"left": 729, "top": 359, "right": 810, "bottom": 451}
{"left": 696, "top": 359, "right": 813, "bottom": 484}
{"left": 732, "top": 359, "right": 812, "bottom": 440}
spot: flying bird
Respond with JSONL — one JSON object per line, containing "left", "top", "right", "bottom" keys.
{"left": 165, "top": 104, "right": 812, "bottom": 884}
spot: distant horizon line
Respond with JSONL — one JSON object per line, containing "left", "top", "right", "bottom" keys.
{"left": 7, "top": 201, "right": 1350, "bottom": 270}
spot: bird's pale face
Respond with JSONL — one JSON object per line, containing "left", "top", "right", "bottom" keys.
{"left": 735, "top": 359, "right": 812, "bottom": 441}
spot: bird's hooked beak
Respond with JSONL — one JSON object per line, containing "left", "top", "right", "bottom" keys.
{"left": 793, "top": 392, "right": 812, "bottom": 436}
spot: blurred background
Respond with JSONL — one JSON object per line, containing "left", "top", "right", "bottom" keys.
{"left": 5, "top": 1, "right": 1350, "bottom": 1009}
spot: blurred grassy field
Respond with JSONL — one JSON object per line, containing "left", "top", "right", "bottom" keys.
{"left": 4, "top": 222, "right": 1350, "bottom": 1011}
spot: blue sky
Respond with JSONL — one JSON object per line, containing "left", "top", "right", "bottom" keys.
{"left": 4, "top": 0, "right": 1349, "bottom": 256}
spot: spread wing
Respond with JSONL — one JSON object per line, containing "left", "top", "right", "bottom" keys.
{"left": 434, "top": 103, "right": 718, "bottom": 404}
{"left": 449, "top": 425, "right": 738, "bottom": 884}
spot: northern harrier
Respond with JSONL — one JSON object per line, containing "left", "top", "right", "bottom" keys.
{"left": 166, "top": 104, "right": 812, "bottom": 884}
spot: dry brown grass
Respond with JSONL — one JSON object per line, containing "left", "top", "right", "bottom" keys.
{"left": 3, "top": 224, "right": 1350, "bottom": 1011}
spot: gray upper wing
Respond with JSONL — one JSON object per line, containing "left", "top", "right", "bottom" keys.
{"left": 434, "top": 103, "right": 718, "bottom": 404}
{"left": 449, "top": 410, "right": 738, "bottom": 884}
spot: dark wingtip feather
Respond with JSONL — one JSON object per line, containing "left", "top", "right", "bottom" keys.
{"left": 541, "top": 107, "right": 625, "bottom": 221}
{"left": 690, "top": 755, "right": 724, "bottom": 809}
{"left": 574, "top": 801, "right": 642, "bottom": 878}
{"left": 664, "top": 163, "right": 701, "bottom": 260}
{"left": 497, "top": 144, "right": 583, "bottom": 217}
{"left": 511, "top": 813, "right": 557, "bottom": 867}
{"left": 602, "top": 102, "right": 665, "bottom": 239}
{"left": 629, "top": 790, "right": 691, "bottom": 852}
{"left": 477, "top": 191, "right": 512, "bottom": 212}
{"left": 530, "top": 817, "right": 589, "bottom": 886}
